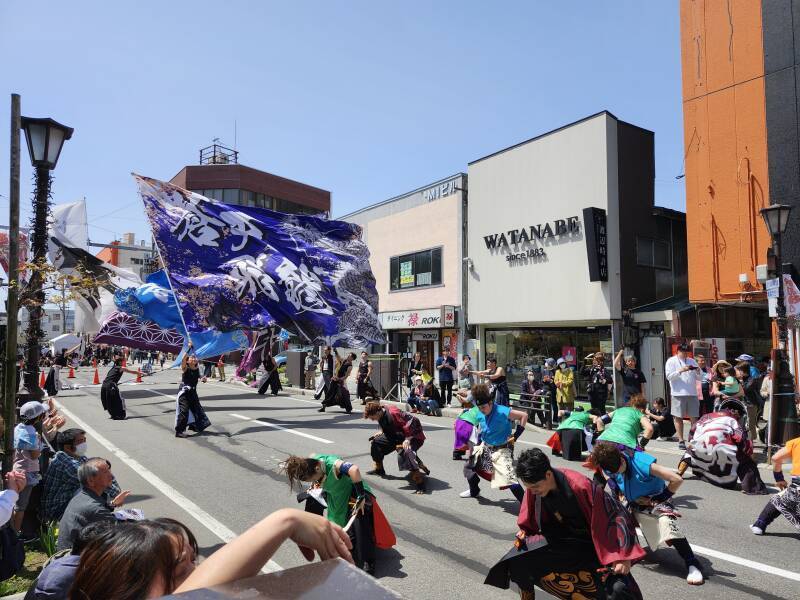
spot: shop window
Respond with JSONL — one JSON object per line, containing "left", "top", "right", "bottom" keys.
{"left": 485, "top": 327, "right": 612, "bottom": 398}
{"left": 636, "top": 237, "right": 671, "bottom": 269}
{"left": 390, "top": 247, "right": 443, "bottom": 291}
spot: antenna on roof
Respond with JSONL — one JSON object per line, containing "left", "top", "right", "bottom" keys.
{"left": 234, "top": 120, "right": 237, "bottom": 151}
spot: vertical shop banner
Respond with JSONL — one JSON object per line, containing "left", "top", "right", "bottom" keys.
{"left": 767, "top": 275, "right": 800, "bottom": 317}
{"left": 582, "top": 207, "right": 608, "bottom": 282}
{"left": 561, "top": 346, "right": 577, "bottom": 366}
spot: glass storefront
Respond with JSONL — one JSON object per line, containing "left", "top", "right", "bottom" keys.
{"left": 484, "top": 326, "right": 612, "bottom": 397}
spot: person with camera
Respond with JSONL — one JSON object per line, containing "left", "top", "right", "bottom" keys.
{"left": 664, "top": 344, "right": 701, "bottom": 451}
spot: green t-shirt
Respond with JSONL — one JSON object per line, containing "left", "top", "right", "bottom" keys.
{"left": 313, "top": 453, "right": 372, "bottom": 527}
{"left": 458, "top": 406, "right": 481, "bottom": 426}
{"left": 557, "top": 411, "right": 592, "bottom": 431}
{"left": 598, "top": 406, "right": 643, "bottom": 448}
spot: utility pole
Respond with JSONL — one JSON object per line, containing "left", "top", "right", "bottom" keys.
{"left": 3, "top": 94, "right": 21, "bottom": 472}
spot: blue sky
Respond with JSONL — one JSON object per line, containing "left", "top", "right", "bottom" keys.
{"left": 1, "top": 1, "right": 684, "bottom": 245}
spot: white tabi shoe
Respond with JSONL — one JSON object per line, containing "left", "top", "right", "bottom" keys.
{"left": 459, "top": 489, "right": 478, "bottom": 498}
{"left": 750, "top": 524, "right": 764, "bottom": 535}
{"left": 686, "top": 565, "right": 704, "bottom": 585}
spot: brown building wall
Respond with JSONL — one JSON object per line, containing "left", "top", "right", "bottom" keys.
{"left": 170, "top": 164, "right": 331, "bottom": 213}
{"left": 680, "top": 0, "right": 772, "bottom": 304}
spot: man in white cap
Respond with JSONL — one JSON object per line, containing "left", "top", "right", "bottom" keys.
{"left": 12, "top": 401, "right": 49, "bottom": 535}
{"left": 664, "top": 344, "right": 701, "bottom": 451}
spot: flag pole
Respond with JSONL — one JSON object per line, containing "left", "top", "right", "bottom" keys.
{"left": 150, "top": 238, "right": 193, "bottom": 348}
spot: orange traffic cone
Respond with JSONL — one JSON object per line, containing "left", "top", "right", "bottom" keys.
{"left": 93, "top": 368, "right": 100, "bottom": 385}
{"left": 136, "top": 368, "right": 142, "bottom": 383}
{"left": 39, "top": 371, "right": 46, "bottom": 387}
{"left": 92, "top": 358, "right": 97, "bottom": 368}
{"left": 68, "top": 367, "right": 75, "bottom": 378}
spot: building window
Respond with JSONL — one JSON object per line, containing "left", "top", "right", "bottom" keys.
{"left": 636, "top": 237, "right": 671, "bottom": 269}
{"left": 390, "top": 247, "right": 443, "bottom": 291}
{"left": 52, "top": 325, "right": 60, "bottom": 333}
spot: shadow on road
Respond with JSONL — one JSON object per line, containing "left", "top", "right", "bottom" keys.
{"left": 375, "top": 547, "right": 407, "bottom": 579}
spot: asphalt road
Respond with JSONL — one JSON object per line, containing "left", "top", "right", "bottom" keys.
{"left": 50, "top": 367, "right": 800, "bottom": 599}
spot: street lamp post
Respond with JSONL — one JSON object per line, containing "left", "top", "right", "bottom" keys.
{"left": 760, "top": 204, "right": 800, "bottom": 449}
{"left": 19, "top": 116, "right": 73, "bottom": 400}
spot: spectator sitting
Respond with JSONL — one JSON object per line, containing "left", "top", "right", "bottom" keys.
{"left": 406, "top": 377, "right": 426, "bottom": 413}
{"left": 25, "top": 520, "right": 118, "bottom": 600}
{"left": 41, "top": 429, "right": 123, "bottom": 522}
{"left": 56, "top": 458, "right": 129, "bottom": 552}
{"left": 69, "top": 509, "right": 352, "bottom": 598}
{"left": 420, "top": 381, "right": 442, "bottom": 416}
{"left": 646, "top": 397, "right": 676, "bottom": 440}
{"left": 13, "top": 402, "right": 48, "bottom": 537}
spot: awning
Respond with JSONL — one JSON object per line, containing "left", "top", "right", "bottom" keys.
{"left": 631, "top": 294, "right": 691, "bottom": 324}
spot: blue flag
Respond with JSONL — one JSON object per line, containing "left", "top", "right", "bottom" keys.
{"left": 134, "top": 174, "right": 383, "bottom": 347}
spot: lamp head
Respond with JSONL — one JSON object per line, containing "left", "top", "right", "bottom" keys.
{"left": 20, "top": 116, "right": 73, "bottom": 170}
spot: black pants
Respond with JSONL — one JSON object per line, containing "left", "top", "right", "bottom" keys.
{"left": 371, "top": 435, "right": 423, "bottom": 469}
{"left": 559, "top": 429, "right": 585, "bottom": 461}
{"left": 357, "top": 378, "right": 376, "bottom": 401}
{"left": 176, "top": 388, "right": 202, "bottom": 433}
{"left": 439, "top": 380, "right": 453, "bottom": 407}
{"left": 588, "top": 391, "right": 608, "bottom": 413}
{"left": 755, "top": 502, "right": 782, "bottom": 528}
{"left": 304, "top": 494, "right": 376, "bottom": 567}
{"left": 323, "top": 382, "right": 353, "bottom": 413}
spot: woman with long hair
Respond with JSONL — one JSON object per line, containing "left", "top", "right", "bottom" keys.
{"left": 318, "top": 351, "right": 355, "bottom": 413}
{"left": 281, "top": 454, "right": 395, "bottom": 575}
{"left": 100, "top": 356, "right": 139, "bottom": 420}
{"left": 258, "top": 350, "right": 282, "bottom": 396}
{"left": 175, "top": 344, "right": 211, "bottom": 438}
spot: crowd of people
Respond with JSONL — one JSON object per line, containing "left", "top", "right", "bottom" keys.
{"left": 1, "top": 336, "right": 796, "bottom": 600}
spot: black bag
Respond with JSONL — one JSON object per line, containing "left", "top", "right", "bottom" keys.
{"left": 0, "top": 522, "right": 25, "bottom": 581}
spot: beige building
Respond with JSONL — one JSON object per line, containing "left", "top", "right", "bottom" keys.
{"left": 340, "top": 174, "right": 466, "bottom": 378}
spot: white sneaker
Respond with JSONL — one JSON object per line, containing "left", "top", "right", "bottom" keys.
{"left": 750, "top": 524, "right": 764, "bottom": 535}
{"left": 459, "top": 489, "right": 477, "bottom": 498}
{"left": 686, "top": 565, "right": 704, "bottom": 585}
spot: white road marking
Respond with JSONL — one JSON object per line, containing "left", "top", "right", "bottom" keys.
{"left": 230, "top": 413, "right": 334, "bottom": 444}
{"left": 691, "top": 544, "right": 800, "bottom": 582}
{"left": 52, "top": 401, "right": 281, "bottom": 573}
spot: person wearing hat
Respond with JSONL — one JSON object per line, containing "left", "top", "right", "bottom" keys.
{"left": 460, "top": 384, "right": 528, "bottom": 500}
{"left": 664, "top": 344, "right": 701, "bottom": 450}
{"left": 736, "top": 354, "right": 761, "bottom": 381}
{"left": 554, "top": 357, "right": 575, "bottom": 412}
{"left": 540, "top": 358, "right": 558, "bottom": 425}
{"left": 12, "top": 401, "right": 49, "bottom": 535}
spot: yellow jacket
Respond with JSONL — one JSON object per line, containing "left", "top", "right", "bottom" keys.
{"left": 554, "top": 367, "right": 576, "bottom": 404}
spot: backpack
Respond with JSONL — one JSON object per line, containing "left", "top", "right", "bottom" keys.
{"left": 0, "top": 521, "right": 25, "bottom": 581}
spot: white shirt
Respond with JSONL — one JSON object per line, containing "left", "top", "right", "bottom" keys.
{"left": 0, "top": 489, "right": 19, "bottom": 527}
{"left": 665, "top": 355, "right": 700, "bottom": 397}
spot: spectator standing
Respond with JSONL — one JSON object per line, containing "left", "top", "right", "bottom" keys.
{"left": 694, "top": 353, "right": 713, "bottom": 415}
{"left": 435, "top": 349, "right": 457, "bottom": 407}
{"left": 315, "top": 346, "right": 334, "bottom": 400}
{"left": 664, "top": 343, "right": 701, "bottom": 450}
{"left": 56, "top": 458, "right": 125, "bottom": 552}
{"left": 520, "top": 369, "right": 547, "bottom": 427}
{"left": 356, "top": 351, "right": 374, "bottom": 405}
{"left": 12, "top": 401, "right": 48, "bottom": 537}
{"left": 554, "top": 357, "right": 575, "bottom": 411}
{"left": 407, "top": 351, "right": 424, "bottom": 390}
{"left": 41, "top": 429, "right": 125, "bottom": 522}
{"left": 614, "top": 349, "right": 647, "bottom": 405}
{"left": 540, "top": 358, "right": 559, "bottom": 424}
{"left": 584, "top": 352, "right": 612, "bottom": 413}
{"left": 216, "top": 354, "right": 226, "bottom": 382}
{"left": 304, "top": 350, "right": 317, "bottom": 390}
{"left": 736, "top": 353, "right": 761, "bottom": 380}
{"left": 736, "top": 361, "right": 763, "bottom": 443}
{"left": 458, "top": 354, "right": 474, "bottom": 388}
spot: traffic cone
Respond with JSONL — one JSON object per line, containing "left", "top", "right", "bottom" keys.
{"left": 136, "top": 368, "right": 142, "bottom": 383}
{"left": 93, "top": 368, "right": 100, "bottom": 385}
{"left": 92, "top": 358, "right": 97, "bottom": 368}
{"left": 68, "top": 367, "right": 75, "bottom": 378}
{"left": 39, "top": 371, "right": 46, "bottom": 387}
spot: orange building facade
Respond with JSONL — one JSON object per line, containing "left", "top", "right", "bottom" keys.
{"left": 678, "top": 0, "right": 800, "bottom": 363}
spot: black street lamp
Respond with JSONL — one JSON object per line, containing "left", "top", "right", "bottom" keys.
{"left": 19, "top": 116, "right": 73, "bottom": 399}
{"left": 760, "top": 203, "right": 799, "bottom": 448}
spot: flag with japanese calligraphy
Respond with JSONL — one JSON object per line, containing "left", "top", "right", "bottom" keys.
{"left": 133, "top": 174, "right": 383, "bottom": 347}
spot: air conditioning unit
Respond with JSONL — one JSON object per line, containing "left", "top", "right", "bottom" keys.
{"left": 756, "top": 264, "right": 768, "bottom": 283}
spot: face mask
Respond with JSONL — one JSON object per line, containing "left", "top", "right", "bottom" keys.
{"left": 527, "top": 375, "right": 534, "bottom": 382}
{"left": 74, "top": 442, "right": 88, "bottom": 457}
{"left": 560, "top": 364, "right": 567, "bottom": 370}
